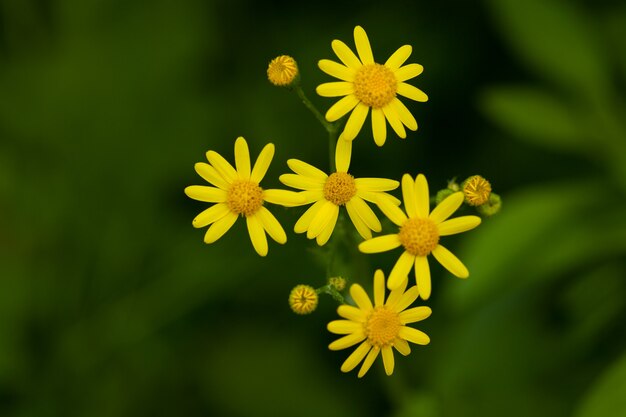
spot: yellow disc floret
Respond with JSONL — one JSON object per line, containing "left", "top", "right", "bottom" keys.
{"left": 323, "top": 172, "right": 357, "bottom": 206}
{"left": 353, "top": 63, "right": 397, "bottom": 108}
{"left": 289, "top": 285, "right": 318, "bottom": 315}
{"left": 463, "top": 175, "right": 492, "bottom": 206}
{"left": 267, "top": 55, "right": 299, "bottom": 87}
{"left": 227, "top": 180, "right": 264, "bottom": 216}
{"left": 398, "top": 218, "right": 440, "bottom": 256}
{"left": 364, "top": 306, "right": 401, "bottom": 348}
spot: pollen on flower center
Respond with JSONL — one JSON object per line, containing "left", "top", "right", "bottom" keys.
{"left": 324, "top": 172, "right": 357, "bottom": 206}
{"left": 353, "top": 63, "right": 397, "bottom": 108}
{"left": 398, "top": 218, "right": 440, "bottom": 256}
{"left": 227, "top": 180, "right": 264, "bottom": 216}
{"left": 364, "top": 306, "right": 401, "bottom": 348}
{"left": 463, "top": 175, "right": 492, "bottom": 206}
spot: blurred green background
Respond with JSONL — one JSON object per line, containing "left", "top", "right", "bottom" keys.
{"left": 1, "top": 0, "right": 626, "bottom": 416}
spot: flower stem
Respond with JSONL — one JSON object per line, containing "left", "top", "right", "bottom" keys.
{"left": 294, "top": 85, "right": 333, "bottom": 132}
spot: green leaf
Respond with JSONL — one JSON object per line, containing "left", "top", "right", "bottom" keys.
{"left": 484, "top": 0, "right": 609, "bottom": 97}
{"left": 575, "top": 353, "right": 626, "bottom": 417}
{"left": 480, "top": 86, "right": 586, "bottom": 153}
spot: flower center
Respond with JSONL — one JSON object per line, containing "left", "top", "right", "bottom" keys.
{"left": 398, "top": 218, "right": 439, "bottom": 256}
{"left": 364, "top": 306, "right": 401, "bottom": 348}
{"left": 323, "top": 172, "right": 357, "bottom": 206}
{"left": 463, "top": 175, "right": 492, "bottom": 206}
{"left": 227, "top": 180, "right": 264, "bottom": 216}
{"left": 267, "top": 55, "right": 298, "bottom": 86}
{"left": 353, "top": 63, "right": 397, "bottom": 108}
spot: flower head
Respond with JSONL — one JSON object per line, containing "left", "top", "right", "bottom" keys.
{"left": 462, "top": 175, "right": 492, "bottom": 206}
{"left": 328, "top": 270, "right": 431, "bottom": 377}
{"left": 359, "top": 174, "right": 481, "bottom": 299}
{"left": 289, "top": 285, "right": 318, "bottom": 314}
{"left": 316, "top": 26, "right": 428, "bottom": 146}
{"left": 267, "top": 55, "right": 299, "bottom": 87}
{"left": 280, "top": 139, "right": 400, "bottom": 245}
{"left": 185, "top": 137, "right": 302, "bottom": 256}
{"left": 328, "top": 276, "right": 347, "bottom": 291}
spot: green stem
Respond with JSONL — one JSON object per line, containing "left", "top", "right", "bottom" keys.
{"left": 294, "top": 85, "right": 333, "bottom": 132}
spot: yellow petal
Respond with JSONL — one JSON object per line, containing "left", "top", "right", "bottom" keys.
{"left": 414, "top": 255, "right": 431, "bottom": 300}
{"left": 395, "top": 63, "right": 424, "bottom": 82}
{"left": 184, "top": 185, "right": 227, "bottom": 203}
{"left": 401, "top": 174, "right": 418, "bottom": 218}
{"left": 415, "top": 173, "right": 430, "bottom": 218}
{"left": 206, "top": 150, "right": 237, "bottom": 182}
{"left": 340, "top": 342, "right": 372, "bottom": 373}
{"left": 335, "top": 138, "right": 352, "bottom": 173}
{"left": 345, "top": 200, "right": 372, "bottom": 240}
{"left": 431, "top": 244, "right": 469, "bottom": 278}
{"left": 350, "top": 284, "right": 373, "bottom": 311}
{"left": 399, "top": 306, "right": 432, "bottom": 324}
{"left": 263, "top": 189, "right": 306, "bottom": 207}
{"left": 358, "top": 234, "right": 401, "bottom": 254}
{"left": 341, "top": 102, "right": 369, "bottom": 141}
{"left": 315, "top": 204, "right": 339, "bottom": 245}
{"left": 327, "top": 320, "right": 362, "bottom": 335}
{"left": 246, "top": 214, "right": 268, "bottom": 257}
{"left": 397, "top": 83, "right": 428, "bottom": 102}
{"left": 250, "top": 143, "right": 274, "bottom": 183}
{"left": 384, "top": 44, "right": 412, "bottom": 70}
{"left": 382, "top": 104, "right": 406, "bottom": 138}
{"left": 398, "top": 326, "right": 430, "bottom": 345}
{"left": 393, "top": 338, "right": 411, "bottom": 356}
{"left": 355, "top": 177, "right": 399, "bottom": 192}
{"left": 350, "top": 197, "right": 381, "bottom": 232}
{"left": 375, "top": 196, "right": 408, "bottom": 226}
{"left": 429, "top": 191, "right": 464, "bottom": 224}
{"left": 192, "top": 203, "right": 230, "bottom": 228}
{"left": 437, "top": 215, "right": 482, "bottom": 236}
{"left": 386, "top": 277, "right": 408, "bottom": 308}
{"left": 279, "top": 173, "right": 324, "bottom": 190}
{"left": 287, "top": 159, "right": 328, "bottom": 180}
{"left": 353, "top": 25, "right": 374, "bottom": 65}
{"left": 316, "top": 81, "right": 354, "bottom": 97}
{"left": 328, "top": 331, "right": 366, "bottom": 351}
{"left": 318, "top": 59, "right": 356, "bottom": 82}
{"left": 371, "top": 107, "right": 387, "bottom": 146}
{"left": 388, "top": 251, "right": 415, "bottom": 290}
{"left": 357, "top": 190, "right": 401, "bottom": 206}
{"left": 307, "top": 201, "right": 336, "bottom": 239}
{"left": 373, "top": 269, "right": 385, "bottom": 307}
{"left": 337, "top": 305, "right": 366, "bottom": 322}
{"left": 357, "top": 347, "right": 380, "bottom": 378}
{"left": 331, "top": 39, "right": 362, "bottom": 69}
{"left": 294, "top": 199, "right": 325, "bottom": 234}
{"left": 234, "top": 136, "right": 251, "bottom": 180}
{"left": 256, "top": 207, "right": 286, "bottom": 244}
{"left": 325, "top": 94, "right": 360, "bottom": 122}
{"left": 203, "top": 211, "right": 237, "bottom": 244}
{"left": 393, "top": 286, "right": 420, "bottom": 312}
{"left": 194, "top": 162, "right": 229, "bottom": 190}
{"left": 390, "top": 98, "right": 418, "bottom": 131}
{"left": 382, "top": 346, "right": 395, "bottom": 375}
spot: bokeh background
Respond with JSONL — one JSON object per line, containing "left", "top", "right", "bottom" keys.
{"left": 1, "top": 0, "right": 626, "bottom": 416}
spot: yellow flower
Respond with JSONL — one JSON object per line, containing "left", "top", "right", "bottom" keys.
{"left": 289, "top": 285, "right": 318, "bottom": 315}
{"left": 185, "top": 137, "right": 302, "bottom": 256}
{"left": 267, "top": 55, "right": 299, "bottom": 87}
{"left": 279, "top": 139, "right": 400, "bottom": 245}
{"left": 327, "top": 270, "right": 431, "bottom": 377}
{"left": 462, "top": 175, "right": 492, "bottom": 206}
{"left": 316, "top": 25, "right": 428, "bottom": 146}
{"left": 359, "top": 174, "right": 481, "bottom": 300}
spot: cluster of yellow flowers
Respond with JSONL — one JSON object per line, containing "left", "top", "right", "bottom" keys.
{"left": 185, "top": 26, "right": 496, "bottom": 377}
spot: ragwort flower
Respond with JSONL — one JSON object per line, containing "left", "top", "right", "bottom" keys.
{"left": 359, "top": 174, "right": 481, "bottom": 299}
{"left": 280, "top": 139, "right": 400, "bottom": 245}
{"left": 328, "top": 270, "right": 431, "bottom": 377}
{"left": 317, "top": 25, "right": 428, "bottom": 146}
{"left": 185, "top": 137, "right": 301, "bottom": 256}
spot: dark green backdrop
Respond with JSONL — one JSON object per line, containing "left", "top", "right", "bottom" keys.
{"left": 1, "top": 0, "right": 625, "bottom": 416}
